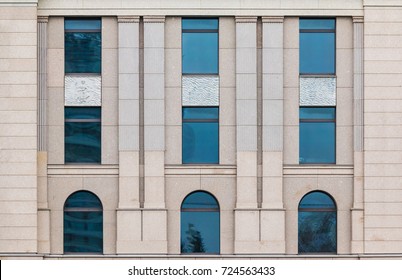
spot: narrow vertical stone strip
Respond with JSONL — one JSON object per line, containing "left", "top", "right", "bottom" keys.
{"left": 38, "top": 16, "right": 48, "bottom": 151}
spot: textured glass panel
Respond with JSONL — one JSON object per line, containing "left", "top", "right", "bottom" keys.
{"left": 182, "top": 76, "right": 219, "bottom": 106}
{"left": 182, "top": 192, "right": 219, "bottom": 209}
{"left": 64, "top": 211, "right": 103, "bottom": 253}
{"left": 300, "top": 107, "right": 335, "bottom": 120}
{"left": 182, "top": 33, "right": 218, "bottom": 74}
{"left": 181, "top": 211, "right": 220, "bottom": 253}
{"left": 182, "top": 107, "right": 219, "bottom": 120}
{"left": 299, "top": 122, "right": 335, "bottom": 164}
{"left": 65, "top": 191, "right": 102, "bottom": 209}
{"left": 298, "top": 211, "right": 336, "bottom": 253}
{"left": 299, "top": 192, "right": 335, "bottom": 209}
{"left": 182, "top": 122, "right": 219, "bottom": 164}
{"left": 65, "top": 122, "right": 101, "bottom": 163}
{"left": 299, "top": 19, "right": 335, "bottom": 30}
{"left": 65, "top": 107, "right": 101, "bottom": 120}
{"left": 65, "top": 19, "right": 101, "bottom": 30}
{"left": 65, "top": 76, "right": 101, "bottom": 106}
{"left": 65, "top": 32, "right": 101, "bottom": 73}
{"left": 300, "top": 77, "right": 336, "bottom": 106}
{"left": 182, "top": 19, "right": 218, "bottom": 30}
{"left": 300, "top": 32, "right": 335, "bottom": 74}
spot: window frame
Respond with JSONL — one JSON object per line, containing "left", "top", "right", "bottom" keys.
{"left": 180, "top": 191, "right": 220, "bottom": 255}
{"left": 299, "top": 106, "right": 336, "bottom": 165}
{"left": 298, "top": 191, "right": 337, "bottom": 255}
{"left": 64, "top": 107, "right": 102, "bottom": 164}
{"left": 182, "top": 106, "right": 220, "bottom": 164}
{"left": 182, "top": 18, "right": 219, "bottom": 75}
{"left": 299, "top": 18, "right": 336, "bottom": 76}
{"left": 63, "top": 191, "right": 103, "bottom": 254}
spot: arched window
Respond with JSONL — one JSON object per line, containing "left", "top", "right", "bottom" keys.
{"left": 298, "top": 191, "right": 336, "bottom": 254}
{"left": 64, "top": 191, "right": 103, "bottom": 253}
{"left": 180, "top": 191, "right": 220, "bottom": 254}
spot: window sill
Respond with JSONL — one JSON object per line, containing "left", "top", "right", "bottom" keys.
{"left": 165, "top": 164, "right": 236, "bottom": 176}
{"left": 48, "top": 164, "right": 119, "bottom": 176}
{"left": 283, "top": 165, "right": 353, "bottom": 176}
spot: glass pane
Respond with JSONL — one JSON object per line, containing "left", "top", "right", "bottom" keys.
{"left": 64, "top": 211, "right": 103, "bottom": 253}
{"left": 298, "top": 211, "right": 336, "bottom": 253}
{"left": 65, "top": 19, "right": 101, "bottom": 30}
{"left": 299, "top": 19, "right": 335, "bottom": 30}
{"left": 182, "top": 122, "right": 219, "bottom": 164}
{"left": 182, "top": 33, "right": 218, "bottom": 74}
{"left": 182, "top": 192, "right": 219, "bottom": 209}
{"left": 299, "top": 122, "right": 335, "bottom": 164}
{"left": 181, "top": 211, "right": 220, "bottom": 253}
{"left": 182, "top": 19, "right": 218, "bottom": 30}
{"left": 299, "top": 192, "right": 335, "bottom": 209}
{"left": 65, "top": 107, "right": 101, "bottom": 120}
{"left": 65, "top": 32, "right": 101, "bottom": 73}
{"left": 300, "top": 107, "right": 335, "bottom": 120}
{"left": 300, "top": 32, "right": 335, "bottom": 74}
{"left": 65, "top": 122, "right": 101, "bottom": 163}
{"left": 182, "top": 107, "right": 219, "bottom": 120}
{"left": 64, "top": 191, "right": 102, "bottom": 209}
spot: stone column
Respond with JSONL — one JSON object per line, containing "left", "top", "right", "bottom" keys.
{"left": 261, "top": 16, "right": 286, "bottom": 253}
{"left": 234, "top": 16, "right": 259, "bottom": 253}
{"left": 352, "top": 16, "right": 364, "bottom": 254}
{"left": 142, "top": 15, "right": 167, "bottom": 252}
{"left": 37, "top": 15, "right": 50, "bottom": 254}
{"left": 116, "top": 16, "right": 141, "bottom": 252}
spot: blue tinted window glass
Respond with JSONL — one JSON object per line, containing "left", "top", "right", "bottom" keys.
{"left": 299, "top": 192, "right": 335, "bottom": 209}
{"left": 65, "top": 107, "right": 101, "bottom": 120}
{"left": 299, "top": 122, "right": 335, "bottom": 164}
{"left": 182, "top": 192, "right": 219, "bottom": 209}
{"left": 65, "top": 19, "right": 101, "bottom": 30}
{"left": 299, "top": 19, "right": 335, "bottom": 30}
{"left": 65, "top": 122, "right": 101, "bottom": 163}
{"left": 182, "top": 19, "right": 218, "bottom": 30}
{"left": 64, "top": 211, "right": 103, "bottom": 253}
{"left": 300, "top": 32, "right": 335, "bottom": 74}
{"left": 64, "top": 191, "right": 102, "bottom": 209}
{"left": 300, "top": 107, "right": 335, "bottom": 120}
{"left": 183, "top": 107, "right": 219, "bottom": 120}
{"left": 182, "top": 33, "right": 218, "bottom": 74}
{"left": 183, "top": 122, "right": 218, "bottom": 164}
{"left": 181, "top": 211, "right": 219, "bottom": 253}
{"left": 65, "top": 32, "right": 101, "bottom": 73}
{"left": 298, "top": 211, "right": 336, "bottom": 253}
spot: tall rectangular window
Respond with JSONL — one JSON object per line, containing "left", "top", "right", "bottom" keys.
{"left": 65, "top": 18, "right": 101, "bottom": 73}
{"left": 65, "top": 107, "right": 101, "bottom": 163}
{"left": 299, "top": 18, "right": 336, "bottom": 164}
{"left": 299, "top": 19, "right": 335, "bottom": 75}
{"left": 299, "top": 107, "right": 335, "bottom": 164}
{"left": 182, "top": 18, "right": 219, "bottom": 164}
{"left": 65, "top": 18, "right": 102, "bottom": 163}
{"left": 182, "top": 107, "right": 219, "bottom": 164}
{"left": 182, "top": 19, "right": 218, "bottom": 74}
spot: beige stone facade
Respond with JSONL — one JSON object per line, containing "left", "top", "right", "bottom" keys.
{"left": 0, "top": 0, "right": 402, "bottom": 259}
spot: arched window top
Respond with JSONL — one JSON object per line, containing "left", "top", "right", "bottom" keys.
{"left": 299, "top": 191, "right": 336, "bottom": 210}
{"left": 181, "top": 191, "right": 219, "bottom": 210}
{"left": 64, "top": 191, "right": 102, "bottom": 210}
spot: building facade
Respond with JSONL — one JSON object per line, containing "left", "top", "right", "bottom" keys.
{"left": 0, "top": 0, "right": 401, "bottom": 259}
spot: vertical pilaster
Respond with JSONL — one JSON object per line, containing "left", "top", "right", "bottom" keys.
{"left": 352, "top": 16, "right": 364, "bottom": 254}
{"left": 235, "top": 16, "right": 258, "bottom": 209}
{"left": 116, "top": 16, "right": 141, "bottom": 253}
{"left": 261, "top": 16, "right": 286, "bottom": 253}
{"left": 37, "top": 16, "right": 50, "bottom": 254}
{"left": 143, "top": 16, "right": 166, "bottom": 209}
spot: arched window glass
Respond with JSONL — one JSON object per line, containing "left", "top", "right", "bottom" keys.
{"left": 298, "top": 191, "right": 336, "bottom": 254}
{"left": 181, "top": 191, "right": 220, "bottom": 254}
{"left": 64, "top": 191, "right": 103, "bottom": 253}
